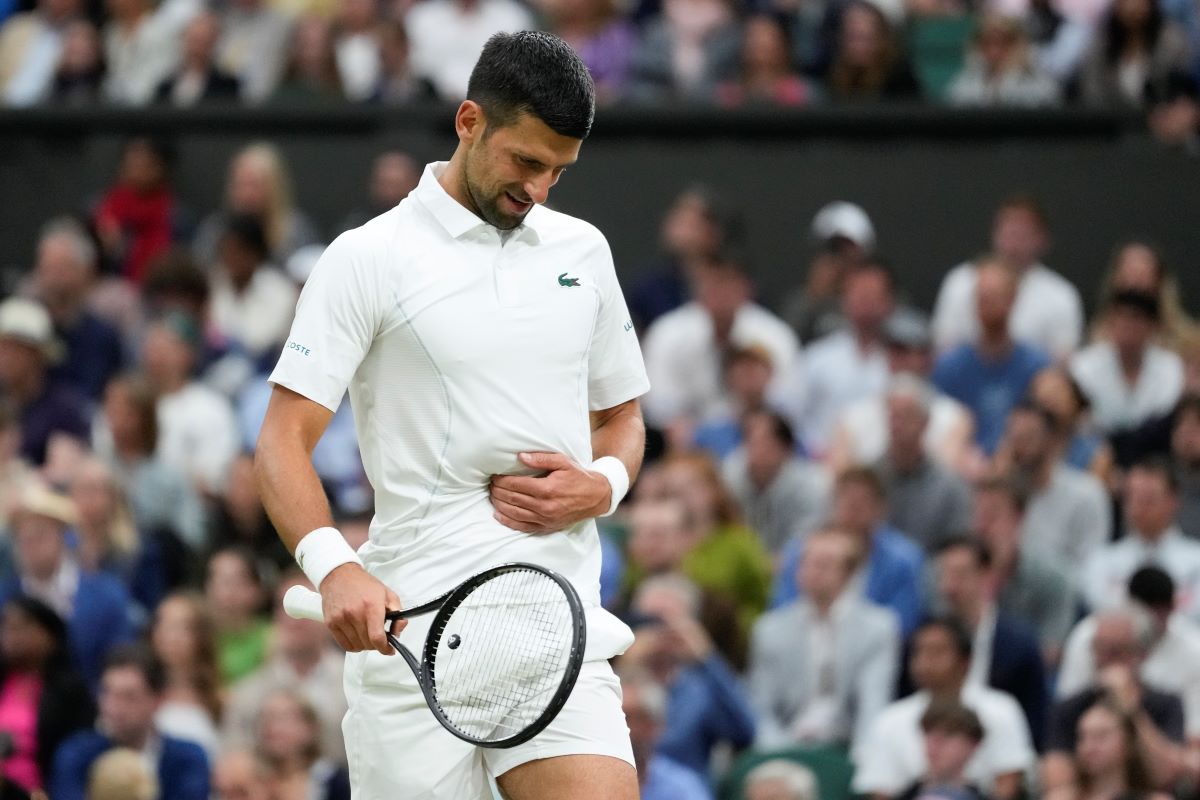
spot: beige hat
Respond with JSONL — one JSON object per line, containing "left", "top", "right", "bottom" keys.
{"left": 11, "top": 481, "right": 77, "bottom": 528}
{"left": 0, "top": 298, "right": 63, "bottom": 362}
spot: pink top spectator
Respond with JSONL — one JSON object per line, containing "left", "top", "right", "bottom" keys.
{"left": 0, "top": 672, "right": 44, "bottom": 791}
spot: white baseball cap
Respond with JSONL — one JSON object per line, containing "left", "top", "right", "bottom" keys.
{"left": 811, "top": 201, "right": 876, "bottom": 252}
{"left": 0, "top": 297, "right": 63, "bottom": 362}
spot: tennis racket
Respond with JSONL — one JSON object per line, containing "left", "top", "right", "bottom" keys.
{"left": 283, "top": 562, "right": 586, "bottom": 748}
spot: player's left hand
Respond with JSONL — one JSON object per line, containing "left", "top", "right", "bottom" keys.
{"left": 489, "top": 451, "right": 612, "bottom": 534}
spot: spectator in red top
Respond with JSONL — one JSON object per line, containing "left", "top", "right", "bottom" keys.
{"left": 93, "top": 138, "right": 176, "bottom": 283}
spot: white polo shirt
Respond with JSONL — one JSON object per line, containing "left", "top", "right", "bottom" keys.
{"left": 1069, "top": 341, "right": 1184, "bottom": 433}
{"left": 268, "top": 162, "right": 650, "bottom": 657}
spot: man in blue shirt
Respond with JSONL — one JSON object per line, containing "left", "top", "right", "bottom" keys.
{"left": 50, "top": 646, "right": 209, "bottom": 800}
{"left": 621, "top": 670, "right": 714, "bottom": 800}
{"left": 932, "top": 258, "right": 1050, "bottom": 456}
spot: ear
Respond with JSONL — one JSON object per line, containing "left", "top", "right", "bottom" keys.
{"left": 455, "top": 101, "right": 486, "bottom": 144}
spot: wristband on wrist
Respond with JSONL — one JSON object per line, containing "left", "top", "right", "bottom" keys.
{"left": 590, "top": 456, "right": 630, "bottom": 518}
{"left": 294, "top": 526, "right": 362, "bottom": 589}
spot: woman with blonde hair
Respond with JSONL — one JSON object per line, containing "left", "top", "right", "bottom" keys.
{"left": 86, "top": 748, "right": 157, "bottom": 800}
{"left": 1045, "top": 699, "right": 1172, "bottom": 800}
{"left": 191, "top": 142, "right": 319, "bottom": 267}
{"left": 948, "top": 13, "right": 1061, "bottom": 107}
{"left": 149, "top": 591, "right": 223, "bottom": 761}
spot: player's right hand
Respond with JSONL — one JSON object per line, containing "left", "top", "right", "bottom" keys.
{"left": 319, "top": 564, "right": 405, "bottom": 656}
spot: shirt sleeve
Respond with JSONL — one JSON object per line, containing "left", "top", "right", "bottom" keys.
{"left": 586, "top": 236, "right": 650, "bottom": 411}
{"left": 268, "top": 232, "right": 386, "bottom": 413}
{"left": 980, "top": 695, "right": 1035, "bottom": 775}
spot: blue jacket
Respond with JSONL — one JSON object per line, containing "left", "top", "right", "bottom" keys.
{"left": 987, "top": 613, "right": 1048, "bottom": 751}
{"left": 656, "top": 654, "right": 756, "bottom": 776}
{"left": 49, "top": 731, "right": 209, "bottom": 800}
{"left": 0, "top": 572, "right": 134, "bottom": 693}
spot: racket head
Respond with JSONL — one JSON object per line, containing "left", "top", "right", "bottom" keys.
{"left": 418, "top": 562, "right": 586, "bottom": 748}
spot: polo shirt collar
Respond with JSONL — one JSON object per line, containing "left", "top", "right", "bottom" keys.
{"left": 413, "top": 161, "right": 542, "bottom": 244}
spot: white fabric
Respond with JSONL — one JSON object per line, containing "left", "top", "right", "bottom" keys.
{"left": 1069, "top": 342, "right": 1184, "bottom": 433}
{"left": 852, "top": 685, "right": 1035, "bottom": 796}
{"left": 268, "top": 161, "right": 649, "bottom": 660}
{"left": 209, "top": 266, "right": 299, "bottom": 357}
{"left": 21, "top": 557, "right": 80, "bottom": 619}
{"left": 3, "top": 20, "right": 60, "bottom": 106}
{"left": 931, "top": 262, "right": 1084, "bottom": 360}
{"left": 103, "top": 15, "right": 180, "bottom": 105}
{"left": 155, "top": 702, "right": 220, "bottom": 762}
{"left": 296, "top": 526, "right": 363, "bottom": 589}
{"left": 156, "top": 382, "right": 241, "bottom": 494}
{"left": 641, "top": 301, "right": 798, "bottom": 428}
{"left": 404, "top": 0, "right": 533, "bottom": 100}
{"left": 1021, "top": 464, "right": 1112, "bottom": 588}
{"left": 1056, "top": 613, "right": 1200, "bottom": 736}
{"left": 966, "top": 604, "right": 998, "bottom": 689}
{"left": 834, "top": 392, "right": 970, "bottom": 466}
{"left": 1083, "top": 527, "right": 1200, "bottom": 623}
{"left": 790, "top": 330, "right": 888, "bottom": 456}
{"left": 335, "top": 32, "right": 381, "bottom": 101}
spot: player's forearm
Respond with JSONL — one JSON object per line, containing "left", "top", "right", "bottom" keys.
{"left": 254, "top": 427, "right": 336, "bottom": 554}
{"left": 589, "top": 399, "right": 645, "bottom": 485}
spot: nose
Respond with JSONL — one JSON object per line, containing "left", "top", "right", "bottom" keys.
{"left": 525, "top": 173, "right": 555, "bottom": 205}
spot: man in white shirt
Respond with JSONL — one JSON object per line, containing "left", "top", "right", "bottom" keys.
{"left": 405, "top": 0, "right": 533, "bottom": 100}
{"left": 256, "top": 33, "right": 649, "bottom": 800}
{"left": 1085, "top": 458, "right": 1200, "bottom": 621}
{"left": 215, "top": 0, "right": 292, "bottom": 103}
{"left": 208, "top": 214, "right": 298, "bottom": 359}
{"left": 852, "top": 616, "right": 1034, "bottom": 800}
{"left": 930, "top": 196, "right": 1083, "bottom": 360}
{"left": 1070, "top": 289, "right": 1184, "bottom": 434}
{"left": 103, "top": 0, "right": 181, "bottom": 105}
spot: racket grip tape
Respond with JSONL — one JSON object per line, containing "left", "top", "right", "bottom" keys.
{"left": 283, "top": 585, "right": 325, "bottom": 622}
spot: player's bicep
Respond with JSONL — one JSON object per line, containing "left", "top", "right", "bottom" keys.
{"left": 258, "top": 384, "right": 336, "bottom": 456}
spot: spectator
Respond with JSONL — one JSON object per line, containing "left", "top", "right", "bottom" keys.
{"left": 223, "top": 570, "right": 347, "bottom": 766}
{"left": 28, "top": 218, "right": 125, "bottom": 398}
{"left": 68, "top": 457, "right": 168, "bottom": 616}
{"left": 1147, "top": 75, "right": 1200, "bottom": 151}
{"left": 0, "top": 596, "right": 93, "bottom": 795}
{"left": 138, "top": 314, "right": 240, "bottom": 495}
{"left": 947, "top": 12, "right": 1061, "bottom": 107}
{"left": 743, "top": 760, "right": 818, "bottom": 800}
{"left": 209, "top": 214, "right": 298, "bottom": 361}
{"left": 98, "top": 373, "right": 206, "bottom": 551}
{"left": 1026, "top": 366, "right": 1114, "bottom": 480}
{"left": 774, "top": 466, "right": 925, "bottom": 635}
{"left": 371, "top": 19, "right": 429, "bottom": 105}
{"left": 781, "top": 200, "right": 876, "bottom": 345}
{"left": 1044, "top": 700, "right": 1173, "bottom": 800}
{"left": 540, "top": 0, "right": 637, "bottom": 104}
{"left": 930, "top": 536, "right": 1048, "bottom": 748}
{"left": 1042, "top": 605, "right": 1188, "bottom": 793}
{"left": 895, "top": 699, "right": 990, "bottom": 800}
{"left": 212, "top": 750, "right": 270, "bottom": 800}
{"left": 1091, "top": 241, "right": 1200, "bottom": 352}
{"left": 205, "top": 546, "right": 271, "bottom": 685}
{"left": 148, "top": 592, "right": 221, "bottom": 760}
{"left": 876, "top": 375, "right": 973, "bottom": 551}
{"left": 1172, "top": 394, "right": 1200, "bottom": 537}
{"left": 853, "top": 617, "right": 1034, "bottom": 800}
{"left": 154, "top": 10, "right": 240, "bottom": 107}
{"left": 0, "top": 297, "right": 89, "bottom": 466}
{"left": 716, "top": 14, "right": 818, "bottom": 107}
{"left": 932, "top": 258, "right": 1052, "bottom": 456}
{"left": 207, "top": 453, "right": 290, "bottom": 570}
{"left": 722, "top": 409, "right": 831, "bottom": 554}
{"left": 931, "top": 196, "right": 1084, "bottom": 361}
{"left": 629, "top": 185, "right": 736, "bottom": 332}
{"left": 1005, "top": 401, "right": 1112, "bottom": 587}
{"left": 1070, "top": 290, "right": 1184, "bottom": 435}
{"left": 47, "top": 18, "right": 101, "bottom": 104}
{"left": 93, "top": 140, "right": 176, "bottom": 285}
{"left": 1058, "top": 566, "right": 1200, "bottom": 742}
{"left": 49, "top": 645, "right": 209, "bottom": 800}
{"left": 0, "top": 0, "right": 83, "bottom": 106}
{"left": 693, "top": 344, "right": 775, "bottom": 458}
{"left": 1024, "top": 0, "right": 1092, "bottom": 81}
{"left": 1077, "top": 0, "right": 1192, "bottom": 108}
{"left": 215, "top": 0, "right": 293, "bottom": 103}
{"left": 0, "top": 482, "right": 133, "bottom": 693}
{"left": 825, "top": 0, "right": 920, "bottom": 101}
{"left": 270, "top": 15, "right": 344, "bottom": 105}
{"left": 828, "top": 308, "right": 976, "bottom": 475}
{"left": 793, "top": 259, "right": 894, "bottom": 457}
{"left": 404, "top": 0, "right": 533, "bottom": 100}
{"left": 255, "top": 689, "right": 350, "bottom": 800}
{"left": 973, "top": 476, "right": 1076, "bottom": 664}
{"left": 620, "top": 670, "right": 714, "bottom": 800}
{"left": 101, "top": 0, "right": 180, "bottom": 106}
{"left": 659, "top": 452, "right": 772, "bottom": 630}
{"left": 626, "top": 0, "right": 740, "bottom": 103}
{"left": 621, "top": 574, "right": 756, "bottom": 778}
{"left": 331, "top": 0, "right": 380, "bottom": 102}
{"left": 86, "top": 748, "right": 157, "bottom": 800}
{"left": 0, "top": 401, "right": 32, "bottom": 534}
{"left": 642, "top": 255, "right": 797, "bottom": 436}
{"left": 1084, "top": 458, "right": 1200, "bottom": 621}
{"left": 338, "top": 150, "right": 420, "bottom": 233}
{"left": 750, "top": 528, "right": 900, "bottom": 751}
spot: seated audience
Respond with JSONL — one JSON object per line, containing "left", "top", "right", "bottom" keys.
{"left": 215, "top": 0, "right": 293, "bottom": 103}
{"left": 743, "top": 760, "right": 818, "bottom": 800}
{"left": 1092, "top": 241, "right": 1200, "bottom": 352}
{"left": 715, "top": 14, "right": 817, "bottom": 107}
{"left": 205, "top": 546, "right": 272, "bottom": 685}
{"left": 212, "top": 750, "right": 271, "bottom": 800}
{"left": 338, "top": 150, "right": 420, "bottom": 233}
{"left": 86, "top": 747, "right": 157, "bottom": 800}
{"left": 270, "top": 15, "right": 344, "bottom": 106}
{"left": 625, "top": 0, "right": 740, "bottom": 103}
{"left": 0, "top": 0, "right": 84, "bottom": 106}
{"left": 208, "top": 214, "right": 298, "bottom": 361}
{"left": 540, "top": 0, "right": 637, "bottom": 104}
{"left": 255, "top": 689, "right": 349, "bottom": 800}
{"left": 693, "top": 344, "right": 775, "bottom": 459}
{"left": 404, "top": 0, "right": 533, "bottom": 100}
{"left": 1172, "top": 394, "right": 1200, "bottom": 537}
{"left": 895, "top": 699, "right": 990, "bottom": 800}
{"left": 824, "top": 0, "right": 920, "bottom": 101}
{"left": 1025, "top": 366, "right": 1113, "bottom": 481}
{"left": 1044, "top": 700, "right": 1173, "bottom": 800}
{"left": 154, "top": 10, "right": 240, "bottom": 107}
{"left": 1077, "top": 0, "right": 1192, "bottom": 108}
{"left": 148, "top": 592, "right": 222, "bottom": 760}
{"left": 330, "top": 0, "right": 381, "bottom": 103}
{"left": 621, "top": 670, "right": 713, "bottom": 800}
{"left": 100, "top": 0, "right": 180, "bottom": 106}
{"left": 207, "top": 453, "right": 291, "bottom": 572}
{"left": 750, "top": 528, "right": 900, "bottom": 751}
{"left": 947, "top": 12, "right": 1061, "bottom": 107}
{"left": 48, "top": 19, "right": 103, "bottom": 105}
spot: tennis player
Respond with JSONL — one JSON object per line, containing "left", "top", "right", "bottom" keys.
{"left": 255, "top": 32, "right": 649, "bottom": 800}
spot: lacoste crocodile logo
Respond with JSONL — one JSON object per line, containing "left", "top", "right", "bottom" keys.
{"left": 558, "top": 272, "right": 581, "bottom": 287}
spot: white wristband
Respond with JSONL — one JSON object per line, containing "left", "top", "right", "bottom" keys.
{"left": 590, "top": 456, "right": 630, "bottom": 518}
{"left": 294, "top": 527, "right": 362, "bottom": 589}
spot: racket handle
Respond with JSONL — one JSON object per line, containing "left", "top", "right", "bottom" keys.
{"left": 283, "top": 585, "right": 325, "bottom": 622}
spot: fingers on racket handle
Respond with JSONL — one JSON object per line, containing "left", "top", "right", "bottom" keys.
{"left": 283, "top": 585, "right": 325, "bottom": 622}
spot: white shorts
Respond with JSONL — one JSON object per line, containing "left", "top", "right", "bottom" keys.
{"left": 342, "top": 649, "right": 634, "bottom": 800}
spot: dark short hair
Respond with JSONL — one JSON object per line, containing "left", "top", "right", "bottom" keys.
{"left": 104, "top": 644, "right": 166, "bottom": 695}
{"left": 1109, "top": 289, "right": 1162, "bottom": 321}
{"left": 936, "top": 535, "right": 992, "bottom": 570}
{"left": 920, "top": 696, "right": 985, "bottom": 742}
{"left": 743, "top": 409, "right": 795, "bottom": 450}
{"left": 914, "top": 615, "right": 974, "bottom": 661}
{"left": 144, "top": 249, "right": 210, "bottom": 306}
{"left": 973, "top": 475, "right": 1029, "bottom": 514}
{"left": 836, "top": 465, "right": 886, "bottom": 503}
{"left": 1129, "top": 455, "right": 1179, "bottom": 495}
{"left": 221, "top": 213, "right": 271, "bottom": 261}
{"left": 466, "top": 32, "right": 595, "bottom": 140}
{"left": 1129, "top": 566, "right": 1175, "bottom": 610}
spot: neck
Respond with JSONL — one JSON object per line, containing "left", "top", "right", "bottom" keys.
{"left": 929, "top": 678, "right": 964, "bottom": 701}
{"left": 118, "top": 728, "right": 152, "bottom": 751}
{"left": 977, "top": 328, "right": 1012, "bottom": 358}
{"left": 890, "top": 446, "right": 923, "bottom": 473}
{"left": 1117, "top": 346, "right": 1145, "bottom": 378}
{"left": 155, "top": 374, "right": 188, "bottom": 395}
{"left": 811, "top": 592, "right": 837, "bottom": 617}
{"left": 855, "top": 328, "right": 879, "bottom": 352}
{"left": 960, "top": 597, "right": 986, "bottom": 629}
{"left": 748, "top": 462, "right": 781, "bottom": 491}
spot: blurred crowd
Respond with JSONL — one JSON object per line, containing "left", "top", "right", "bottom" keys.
{"left": 0, "top": 135, "right": 1199, "bottom": 800}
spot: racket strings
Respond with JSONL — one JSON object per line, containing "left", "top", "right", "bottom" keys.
{"left": 430, "top": 569, "right": 575, "bottom": 742}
